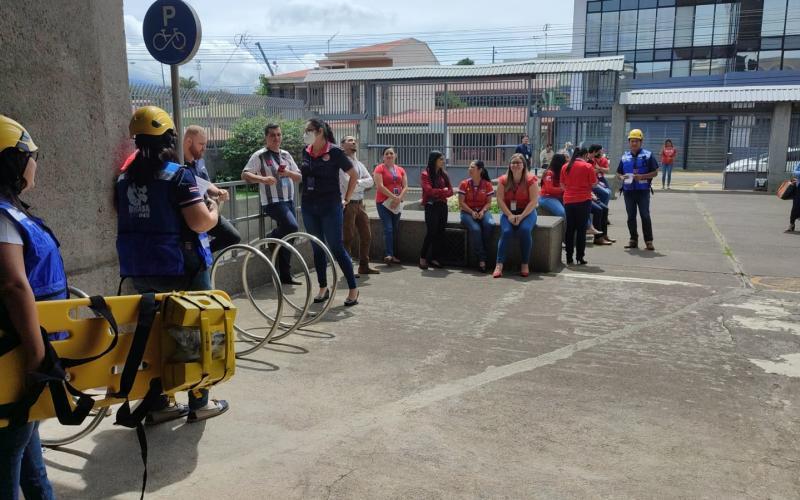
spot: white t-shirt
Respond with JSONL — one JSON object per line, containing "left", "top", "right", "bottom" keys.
{"left": 0, "top": 208, "right": 24, "bottom": 245}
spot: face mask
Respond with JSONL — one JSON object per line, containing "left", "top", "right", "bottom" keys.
{"left": 303, "top": 131, "right": 315, "bottom": 145}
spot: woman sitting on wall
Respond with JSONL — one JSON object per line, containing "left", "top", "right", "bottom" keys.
{"left": 458, "top": 160, "right": 495, "bottom": 273}
{"left": 493, "top": 153, "right": 539, "bottom": 278}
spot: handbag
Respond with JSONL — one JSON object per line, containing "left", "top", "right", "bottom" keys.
{"left": 777, "top": 180, "right": 796, "bottom": 200}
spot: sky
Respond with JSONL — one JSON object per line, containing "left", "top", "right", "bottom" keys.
{"left": 123, "top": 0, "right": 575, "bottom": 92}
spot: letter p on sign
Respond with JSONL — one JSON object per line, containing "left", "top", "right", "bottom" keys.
{"left": 162, "top": 5, "right": 176, "bottom": 26}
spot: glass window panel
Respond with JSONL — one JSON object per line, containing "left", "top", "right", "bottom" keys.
{"left": 735, "top": 51, "right": 759, "bottom": 71}
{"left": 588, "top": 1, "right": 602, "bottom": 12}
{"left": 674, "top": 47, "right": 693, "bottom": 59}
{"left": 655, "top": 48, "right": 673, "bottom": 59}
{"left": 652, "top": 61, "right": 671, "bottom": 78}
{"left": 603, "top": 0, "right": 620, "bottom": 11}
{"left": 761, "top": 0, "right": 787, "bottom": 37}
{"left": 693, "top": 46, "right": 712, "bottom": 58}
{"left": 787, "top": 0, "right": 800, "bottom": 34}
{"left": 672, "top": 59, "right": 691, "bottom": 76}
{"left": 639, "top": 0, "right": 658, "bottom": 7}
{"left": 713, "top": 3, "right": 734, "bottom": 45}
{"left": 693, "top": 4, "right": 715, "bottom": 46}
{"left": 636, "top": 49, "right": 655, "bottom": 61}
{"left": 709, "top": 58, "right": 728, "bottom": 74}
{"left": 758, "top": 50, "right": 783, "bottom": 70}
{"left": 619, "top": 10, "right": 638, "bottom": 50}
{"left": 655, "top": 7, "right": 675, "bottom": 48}
{"left": 783, "top": 50, "right": 800, "bottom": 70}
{"left": 637, "top": 9, "right": 657, "bottom": 49}
{"left": 620, "top": 50, "right": 637, "bottom": 61}
{"left": 762, "top": 37, "right": 783, "bottom": 49}
{"left": 785, "top": 35, "right": 800, "bottom": 49}
{"left": 601, "top": 11, "right": 620, "bottom": 51}
{"left": 621, "top": 0, "right": 638, "bottom": 9}
{"left": 675, "top": 6, "right": 695, "bottom": 47}
{"left": 691, "top": 58, "right": 711, "bottom": 75}
{"left": 658, "top": 0, "right": 675, "bottom": 6}
{"left": 586, "top": 13, "right": 602, "bottom": 52}
{"left": 635, "top": 62, "right": 654, "bottom": 78}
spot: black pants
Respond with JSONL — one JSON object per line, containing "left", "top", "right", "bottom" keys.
{"left": 208, "top": 215, "right": 241, "bottom": 253}
{"left": 791, "top": 188, "right": 800, "bottom": 225}
{"left": 592, "top": 203, "right": 609, "bottom": 238}
{"left": 421, "top": 202, "right": 448, "bottom": 261}
{"left": 565, "top": 200, "right": 591, "bottom": 261}
{"left": 623, "top": 190, "right": 653, "bottom": 243}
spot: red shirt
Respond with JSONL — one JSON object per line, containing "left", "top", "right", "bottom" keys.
{"left": 374, "top": 163, "right": 406, "bottom": 203}
{"left": 119, "top": 150, "right": 137, "bottom": 174}
{"left": 561, "top": 160, "right": 596, "bottom": 205}
{"left": 421, "top": 170, "right": 453, "bottom": 204}
{"left": 593, "top": 156, "right": 609, "bottom": 180}
{"left": 499, "top": 173, "right": 538, "bottom": 211}
{"left": 458, "top": 178, "right": 494, "bottom": 211}
{"left": 661, "top": 147, "right": 676, "bottom": 165}
{"left": 540, "top": 170, "right": 564, "bottom": 199}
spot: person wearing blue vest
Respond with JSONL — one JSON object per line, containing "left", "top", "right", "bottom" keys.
{"left": 0, "top": 115, "right": 57, "bottom": 500}
{"left": 116, "top": 106, "right": 229, "bottom": 423}
{"left": 616, "top": 129, "right": 660, "bottom": 251}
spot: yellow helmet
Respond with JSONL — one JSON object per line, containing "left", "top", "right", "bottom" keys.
{"left": 628, "top": 129, "right": 644, "bottom": 141}
{"left": 129, "top": 106, "right": 175, "bottom": 138}
{"left": 0, "top": 115, "right": 38, "bottom": 153}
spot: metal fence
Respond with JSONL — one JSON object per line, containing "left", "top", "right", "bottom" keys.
{"left": 129, "top": 83, "right": 307, "bottom": 147}
{"left": 790, "top": 112, "right": 800, "bottom": 173}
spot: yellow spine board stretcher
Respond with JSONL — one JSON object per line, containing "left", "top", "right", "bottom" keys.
{"left": 0, "top": 291, "right": 236, "bottom": 427}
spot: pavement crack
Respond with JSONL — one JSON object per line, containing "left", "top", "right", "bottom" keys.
{"left": 324, "top": 468, "right": 356, "bottom": 499}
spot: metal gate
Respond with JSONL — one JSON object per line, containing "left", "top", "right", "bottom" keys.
{"left": 727, "top": 115, "right": 771, "bottom": 176}
{"left": 687, "top": 119, "right": 729, "bottom": 171}
{"left": 627, "top": 120, "right": 686, "bottom": 168}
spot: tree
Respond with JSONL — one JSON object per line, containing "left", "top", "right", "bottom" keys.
{"left": 435, "top": 91, "right": 468, "bottom": 109}
{"left": 220, "top": 115, "right": 305, "bottom": 180}
{"left": 255, "top": 75, "right": 271, "bottom": 96}
{"left": 179, "top": 76, "right": 199, "bottom": 91}
{"left": 456, "top": 58, "right": 475, "bottom": 66}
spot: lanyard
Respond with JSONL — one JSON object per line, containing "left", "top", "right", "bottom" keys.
{"left": 471, "top": 180, "right": 481, "bottom": 206}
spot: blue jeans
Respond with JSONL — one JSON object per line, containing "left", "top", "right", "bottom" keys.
{"left": 301, "top": 199, "right": 357, "bottom": 290}
{"left": 661, "top": 164, "right": 673, "bottom": 187}
{"left": 496, "top": 212, "right": 537, "bottom": 264}
{"left": 376, "top": 203, "right": 401, "bottom": 258}
{"left": 460, "top": 211, "right": 495, "bottom": 261}
{"left": 623, "top": 189, "right": 653, "bottom": 242}
{"left": 538, "top": 196, "right": 565, "bottom": 218}
{"left": 0, "top": 422, "right": 54, "bottom": 500}
{"left": 263, "top": 201, "right": 299, "bottom": 281}
{"left": 593, "top": 184, "right": 611, "bottom": 206}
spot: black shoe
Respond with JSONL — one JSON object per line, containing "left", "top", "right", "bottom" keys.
{"left": 344, "top": 291, "right": 359, "bottom": 307}
{"left": 313, "top": 289, "right": 330, "bottom": 303}
{"left": 577, "top": 258, "right": 588, "bottom": 265}
{"left": 566, "top": 258, "right": 574, "bottom": 265}
{"left": 281, "top": 277, "right": 302, "bottom": 286}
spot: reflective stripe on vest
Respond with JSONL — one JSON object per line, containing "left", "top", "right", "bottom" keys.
{"left": 116, "top": 162, "right": 212, "bottom": 277}
{"left": 621, "top": 149, "right": 653, "bottom": 191}
{"left": 0, "top": 202, "right": 67, "bottom": 301}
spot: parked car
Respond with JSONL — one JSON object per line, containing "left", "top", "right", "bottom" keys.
{"left": 724, "top": 147, "right": 800, "bottom": 173}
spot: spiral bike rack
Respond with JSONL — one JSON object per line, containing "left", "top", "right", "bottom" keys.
{"left": 210, "top": 244, "right": 284, "bottom": 357}
{"left": 40, "top": 286, "right": 111, "bottom": 448}
{"left": 244, "top": 237, "right": 312, "bottom": 342}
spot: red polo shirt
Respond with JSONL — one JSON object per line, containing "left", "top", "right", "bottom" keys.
{"left": 374, "top": 163, "right": 406, "bottom": 203}
{"left": 499, "top": 173, "right": 537, "bottom": 209}
{"left": 540, "top": 170, "right": 564, "bottom": 199}
{"left": 458, "top": 178, "right": 494, "bottom": 211}
{"left": 561, "top": 160, "right": 596, "bottom": 205}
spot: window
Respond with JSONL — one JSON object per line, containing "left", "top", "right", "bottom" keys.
{"left": 635, "top": 62, "right": 654, "bottom": 78}
{"left": 758, "top": 50, "right": 782, "bottom": 70}
{"left": 787, "top": 0, "right": 800, "bottom": 35}
{"left": 761, "top": 0, "right": 787, "bottom": 37}
{"left": 309, "top": 85, "right": 324, "bottom": 107}
{"left": 655, "top": 7, "right": 675, "bottom": 48}
{"left": 652, "top": 61, "right": 671, "bottom": 78}
{"left": 619, "top": 11, "right": 638, "bottom": 50}
{"left": 588, "top": 1, "right": 602, "bottom": 12}
{"left": 785, "top": 35, "right": 800, "bottom": 50}
{"left": 674, "top": 6, "right": 694, "bottom": 47}
{"left": 603, "top": 0, "right": 620, "bottom": 11}
{"left": 658, "top": 0, "right": 675, "bottom": 6}
{"left": 620, "top": 0, "right": 638, "bottom": 9}
{"left": 691, "top": 59, "right": 711, "bottom": 75}
{"left": 672, "top": 59, "right": 691, "bottom": 76}
{"left": 601, "top": 11, "right": 620, "bottom": 51}
{"left": 637, "top": 9, "right": 657, "bottom": 49}
{"left": 693, "top": 4, "right": 715, "bottom": 47}
{"left": 713, "top": 3, "right": 735, "bottom": 45}
{"left": 782, "top": 50, "right": 800, "bottom": 70}
{"left": 350, "top": 84, "right": 361, "bottom": 114}
{"left": 639, "top": 0, "right": 657, "bottom": 8}
{"left": 636, "top": 49, "right": 655, "bottom": 61}
{"left": 709, "top": 58, "right": 728, "bottom": 74}
{"left": 735, "top": 51, "right": 758, "bottom": 71}
{"left": 655, "top": 48, "right": 673, "bottom": 60}
{"left": 586, "top": 13, "right": 602, "bottom": 52}
{"left": 762, "top": 37, "right": 783, "bottom": 50}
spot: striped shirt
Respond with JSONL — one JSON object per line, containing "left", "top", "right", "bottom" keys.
{"left": 242, "top": 147, "right": 299, "bottom": 206}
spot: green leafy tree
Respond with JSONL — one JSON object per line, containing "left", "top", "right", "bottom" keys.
{"left": 436, "top": 91, "right": 468, "bottom": 109}
{"left": 456, "top": 57, "right": 475, "bottom": 65}
{"left": 180, "top": 76, "right": 199, "bottom": 91}
{"left": 255, "top": 75, "right": 271, "bottom": 96}
{"left": 220, "top": 115, "right": 305, "bottom": 179}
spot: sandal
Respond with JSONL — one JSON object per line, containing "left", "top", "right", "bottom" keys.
{"left": 187, "top": 399, "right": 229, "bottom": 423}
{"left": 145, "top": 402, "right": 189, "bottom": 426}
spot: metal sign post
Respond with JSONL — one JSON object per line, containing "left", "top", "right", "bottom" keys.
{"left": 142, "top": 0, "right": 202, "bottom": 165}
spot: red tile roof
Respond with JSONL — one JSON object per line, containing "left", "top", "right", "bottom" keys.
{"left": 377, "top": 107, "right": 527, "bottom": 126}
{"left": 273, "top": 68, "right": 311, "bottom": 78}
{"left": 333, "top": 38, "right": 418, "bottom": 55}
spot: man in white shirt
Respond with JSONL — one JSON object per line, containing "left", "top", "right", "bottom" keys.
{"left": 241, "top": 123, "right": 303, "bottom": 285}
{"left": 340, "top": 136, "right": 379, "bottom": 276}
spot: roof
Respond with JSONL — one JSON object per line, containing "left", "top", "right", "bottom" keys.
{"left": 377, "top": 107, "right": 527, "bottom": 126}
{"left": 273, "top": 69, "right": 311, "bottom": 79}
{"left": 329, "top": 38, "right": 418, "bottom": 56}
{"left": 621, "top": 85, "right": 800, "bottom": 105}
{"left": 303, "top": 56, "right": 624, "bottom": 82}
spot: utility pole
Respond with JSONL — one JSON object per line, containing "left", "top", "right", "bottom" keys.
{"left": 160, "top": 64, "right": 166, "bottom": 87}
{"left": 492, "top": 46, "right": 496, "bottom": 64}
{"left": 327, "top": 32, "right": 339, "bottom": 55}
{"left": 255, "top": 42, "right": 275, "bottom": 76}
{"left": 195, "top": 59, "right": 202, "bottom": 87}
{"left": 544, "top": 24, "right": 550, "bottom": 59}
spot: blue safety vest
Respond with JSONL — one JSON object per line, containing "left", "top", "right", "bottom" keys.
{"left": 0, "top": 201, "right": 67, "bottom": 301}
{"left": 620, "top": 149, "right": 655, "bottom": 191}
{"left": 116, "top": 162, "right": 212, "bottom": 277}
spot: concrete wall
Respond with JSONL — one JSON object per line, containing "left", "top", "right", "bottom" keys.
{"left": 0, "top": 1, "right": 132, "bottom": 295}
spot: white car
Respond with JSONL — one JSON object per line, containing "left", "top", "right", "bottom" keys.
{"left": 724, "top": 148, "right": 800, "bottom": 173}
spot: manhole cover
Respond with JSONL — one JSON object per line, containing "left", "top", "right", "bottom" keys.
{"left": 751, "top": 276, "right": 800, "bottom": 292}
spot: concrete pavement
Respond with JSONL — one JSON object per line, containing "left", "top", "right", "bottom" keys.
{"left": 43, "top": 189, "right": 800, "bottom": 499}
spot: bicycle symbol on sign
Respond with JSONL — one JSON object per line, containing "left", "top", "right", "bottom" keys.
{"left": 152, "top": 27, "right": 187, "bottom": 51}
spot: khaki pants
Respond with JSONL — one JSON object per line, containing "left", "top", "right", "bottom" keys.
{"left": 343, "top": 200, "right": 371, "bottom": 268}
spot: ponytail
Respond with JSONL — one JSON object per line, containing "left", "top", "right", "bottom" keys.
{"left": 565, "top": 147, "right": 587, "bottom": 175}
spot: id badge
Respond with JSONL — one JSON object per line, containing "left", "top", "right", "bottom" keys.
{"left": 510, "top": 200, "right": 517, "bottom": 212}
{"left": 393, "top": 187, "right": 400, "bottom": 195}
{"left": 307, "top": 177, "right": 315, "bottom": 191}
